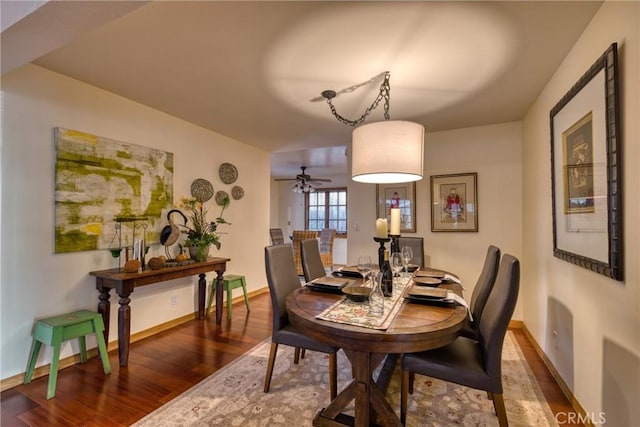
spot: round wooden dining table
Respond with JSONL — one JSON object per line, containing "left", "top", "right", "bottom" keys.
{"left": 286, "top": 282, "right": 468, "bottom": 427}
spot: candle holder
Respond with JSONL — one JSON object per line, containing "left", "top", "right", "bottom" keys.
{"left": 373, "top": 236, "right": 391, "bottom": 269}
{"left": 389, "top": 234, "right": 401, "bottom": 255}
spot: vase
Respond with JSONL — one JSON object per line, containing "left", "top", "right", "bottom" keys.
{"left": 189, "top": 244, "right": 210, "bottom": 262}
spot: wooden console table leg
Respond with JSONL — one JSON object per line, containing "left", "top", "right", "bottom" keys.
{"left": 97, "top": 284, "right": 111, "bottom": 346}
{"left": 215, "top": 270, "right": 224, "bottom": 325}
{"left": 197, "top": 273, "right": 206, "bottom": 319}
{"left": 117, "top": 290, "right": 132, "bottom": 367}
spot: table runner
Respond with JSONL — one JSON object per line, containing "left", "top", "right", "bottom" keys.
{"left": 316, "top": 277, "right": 410, "bottom": 330}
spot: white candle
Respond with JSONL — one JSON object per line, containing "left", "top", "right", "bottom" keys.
{"left": 375, "top": 218, "right": 388, "bottom": 238}
{"left": 390, "top": 208, "right": 401, "bottom": 235}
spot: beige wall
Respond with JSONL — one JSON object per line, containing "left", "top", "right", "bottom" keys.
{"left": 1, "top": 64, "right": 271, "bottom": 380}
{"left": 522, "top": 2, "right": 639, "bottom": 423}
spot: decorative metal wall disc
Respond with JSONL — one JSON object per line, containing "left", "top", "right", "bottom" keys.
{"left": 215, "top": 190, "right": 230, "bottom": 206}
{"left": 190, "top": 178, "right": 214, "bottom": 202}
{"left": 231, "top": 185, "right": 244, "bottom": 200}
{"left": 218, "top": 163, "right": 238, "bottom": 184}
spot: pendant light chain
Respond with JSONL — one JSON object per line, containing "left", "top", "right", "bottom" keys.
{"left": 323, "top": 72, "right": 391, "bottom": 126}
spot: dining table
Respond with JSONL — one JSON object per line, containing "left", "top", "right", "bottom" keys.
{"left": 286, "top": 274, "right": 467, "bottom": 427}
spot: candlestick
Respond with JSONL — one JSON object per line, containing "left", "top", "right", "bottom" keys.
{"left": 375, "top": 218, "right": 388, "bottom": 238}
{"left": 389, "top": 234, "right": 400, "bottom": 255}
{"left": 390, "top": 208, "right": 401, "bottom": 235}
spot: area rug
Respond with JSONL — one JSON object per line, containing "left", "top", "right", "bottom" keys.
{"left": 132, "top": 331, "right": 558, "bottom": 426}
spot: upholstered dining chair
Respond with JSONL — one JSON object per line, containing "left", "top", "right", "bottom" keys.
{"left": 460, "top": 245, "right": 501, "bottom": 341}
{"left": 400, "top": 254, "right": 520, "bottom": 426}
{"left": 301, "top": 238, "right": 328, "bottom": 282}
{"left": 292, "top": 230, "right": 318, "bottom": 275}
{"left": 398, "top": 236, "right": 424, "bottom": 267}
{"left": 269, "top": 227, "right": 286, "bottom": 245}
{"left": 264, "top": 245, "right": 338, "bottom": 399}
{"left": 318, "top": 228, "right": 336, "bottom": 269}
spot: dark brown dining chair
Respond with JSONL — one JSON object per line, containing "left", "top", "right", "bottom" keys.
{"left": 264, "top": 245, "right": 338, "bottom": 399}
{"left": 460, "top": 245, "right": 501, "bottom": 341}
{"left": 398, "top": 236, "right": 424, "bottom": 267}
{"left": 301, "top": 238, "right": 327, "bottom": 283}
{"left": 400, "top": 254, "right": 520, "bottom": 426}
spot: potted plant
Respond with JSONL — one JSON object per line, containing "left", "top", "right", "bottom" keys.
{"left": 176, "top": 195, "right": 230, "bottom": 262}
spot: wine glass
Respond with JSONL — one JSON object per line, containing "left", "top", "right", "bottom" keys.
{"left": 357, "top": 255, "right": 373, "bottom": 284}
{"left": 401, "top": 246, "right": 414, "bottom": 277}
{"left": 390, "top": 252, "right": 404, "bottom": 285}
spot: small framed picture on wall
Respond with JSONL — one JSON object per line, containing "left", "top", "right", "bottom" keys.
{"left": 430, "top": 172, "right": 478, "bottom": 232}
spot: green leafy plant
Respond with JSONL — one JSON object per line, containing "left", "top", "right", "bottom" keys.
{"left": 176, "top": 196, "right": 230, "bottom": 251}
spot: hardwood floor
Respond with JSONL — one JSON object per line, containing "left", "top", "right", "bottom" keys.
{"left": 2, "top": 293, "right": 580, "bottom": 426}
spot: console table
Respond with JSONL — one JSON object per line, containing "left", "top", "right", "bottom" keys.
{"left": 90, "top": 257, "right": 229, "bottom": 366}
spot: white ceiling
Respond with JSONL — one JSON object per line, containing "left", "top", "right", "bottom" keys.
{"left": 1, "top": 1, "right": 602, "bottom": 180}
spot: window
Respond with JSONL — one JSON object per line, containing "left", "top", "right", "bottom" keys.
{"left": 306, "top": 188, "right": 347, "bottom": 235}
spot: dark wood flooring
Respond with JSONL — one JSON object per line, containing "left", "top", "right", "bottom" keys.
{"left": 2, "top": 293, "right": 580, "bottom": 426}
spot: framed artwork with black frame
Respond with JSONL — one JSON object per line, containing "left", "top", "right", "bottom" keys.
{"left": 430, "top": 172, "right": 478, "bottom": 232}
{"left": 550, "top": 42, "right": 623, "bottom": 281}
{"left": 376, "top": 182, "right": 416, "bottom": 233}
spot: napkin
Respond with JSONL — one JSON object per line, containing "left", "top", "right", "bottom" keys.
{"left": 446, "top": 291, "right": 473, "bottom": 321}
{"left": 444, "top": 273, "right": 461, "bottom": 284}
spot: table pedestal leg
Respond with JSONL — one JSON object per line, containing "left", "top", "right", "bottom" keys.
{"left": 313, "top": 351, "right": 401, "bottom": 427}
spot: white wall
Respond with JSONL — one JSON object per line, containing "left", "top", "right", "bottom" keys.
{"left": 347, "top": 121, "right": 524, "bottom": 319}
{"left": 521, "top": 2, "right": 639, "bottom": 423}
{"left": 1, "top": 64, "right": 271, "bottom": 380}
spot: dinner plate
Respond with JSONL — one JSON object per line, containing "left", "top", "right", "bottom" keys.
{"left": 415, "top": 269, "right": 445, "bottom": 278}
{"left": 305, "top": 284, "right": 345, "bottom": 294}
{"left": 310, "top": 276, "right": 350, "bottom": 288}
{"left": 406, "top": 286, "right": 448, "bottom": 299}
{"left": 404, "top": 295, "right": 455, "bottom": 307}
{"left": 342, "top": 285, "right": 371, "bottom": 302}
{"left": 333, "top": 266, "right": 364, "bottom": 278}
{"left": 413, "top": 276, "right": 442, "bottom": 286}
{"left": 406, "top": 263, "right": 420, "bottom": 272}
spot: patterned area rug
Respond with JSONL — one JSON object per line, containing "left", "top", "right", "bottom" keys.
{"left": 133, "top": 331, "right": 557, "bottom": 426}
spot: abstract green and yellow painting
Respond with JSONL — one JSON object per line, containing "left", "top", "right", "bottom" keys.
{"left": 54, "top": 128, "right": 173, "bottom": 253}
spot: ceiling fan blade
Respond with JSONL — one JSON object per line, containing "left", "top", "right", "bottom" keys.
{"left": 309, "top": 178, "right": 332, "bottom": 183}
{"left": 274, "top": 178, "right": 297, "bottom": 181}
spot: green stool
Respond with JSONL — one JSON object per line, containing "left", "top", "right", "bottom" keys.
{"left": 24, "top": 310, "right": 111, "bottom": 399}
{"left": 207, "top": 274, "right": 250, "bottom": 319}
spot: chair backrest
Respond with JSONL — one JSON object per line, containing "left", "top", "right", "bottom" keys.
{"left": 265, "top": 245, "right": 302, "bottom": 334}
{"left": 469, "top": 245, "right": 501, "bottom": 323}
{"left": 301, "top": 238, "right": 327, "bottom": 282}
{"left": 398, "top": 237, "right": 424, "bottom": 267}
{"left": 478, "top": 254, "right": 520, "bottom": 389}
{"left": 292, "top": 230, "right": 318, "bottom": 275}
{"left": 269, "top": 228, "right": 286, "bottom": 245}
{"left": 318, "top": 228, "right": 336, "bottom": 253}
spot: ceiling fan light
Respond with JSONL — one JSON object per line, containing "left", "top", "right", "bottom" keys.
{"left": 291, "top": 180, "right": 316, "bottom": 193}
{"left": 351, "top": 120, "right": 425, "bottom": 184}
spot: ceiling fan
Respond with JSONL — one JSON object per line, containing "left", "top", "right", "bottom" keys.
{"left": 274, "top": 166, "right": 331, "bottom": 193}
